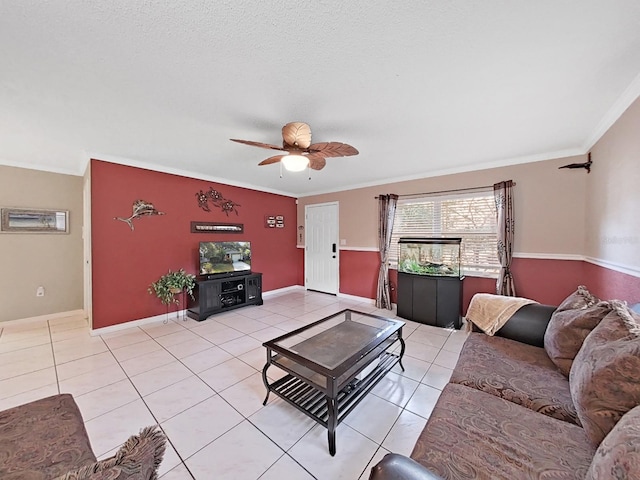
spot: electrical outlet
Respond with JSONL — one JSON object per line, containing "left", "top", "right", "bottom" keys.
{"left": 36, "top": 286, "right": 45, "bottom": 297}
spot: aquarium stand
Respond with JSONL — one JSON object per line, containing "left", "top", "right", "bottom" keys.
{"left": 187, "top": 272, "right": 263, "bottom": 321}
{"left": 397, "top": 272, "right": 463, "bottom": 329}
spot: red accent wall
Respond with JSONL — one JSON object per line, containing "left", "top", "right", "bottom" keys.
{"left": 459, "top": 276, "right": 495, "bottom": 314}
{"left": 91, "top": 160, "right": 301, "bottom": 329}
{"left": 511, "top": 258, "right": 588, "bottom": 306}
{"left": 582, "top": 261, "right": 640, "bottom": 303}
{"left": 339, "top": 250, "right": 379, "bottom": 298}
{"left": 336, "top": 251, "right": 640, "bottom": 313}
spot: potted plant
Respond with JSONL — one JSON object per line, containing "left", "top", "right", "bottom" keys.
{"left": 148, "top": 269, "right": 196, "bottom": 306}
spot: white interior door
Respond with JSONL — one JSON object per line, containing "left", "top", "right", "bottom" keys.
{"left": 305, "top": 202, "right": 339, "bottom": 294}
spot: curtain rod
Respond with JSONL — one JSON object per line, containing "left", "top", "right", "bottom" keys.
{"left": 375, "top": 181, "right": 516, "bottom": 199}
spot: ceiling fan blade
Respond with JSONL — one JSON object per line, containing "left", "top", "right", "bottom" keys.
{"left": 258, "top": 155, "right": 286, "bottom": 166}
{"left": 282, "top": 122, "right": 312, "bottom": 149}
{"left": 230, "top": 139, "right": 286, "bottom": 151}
{"left": 308, "top": 142, "right": 359, "bottom": 158}
{"left": 307, "top": 155, "right": 326, "bottom": 170}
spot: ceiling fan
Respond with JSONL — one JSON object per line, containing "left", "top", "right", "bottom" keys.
{"left": 230, "top": 122, "right": 359, "bottom": 172}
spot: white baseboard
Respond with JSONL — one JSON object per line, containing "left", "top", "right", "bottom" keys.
{"left": 262, "top": 285, "right": 305, "bottom": 297}
{"left": 90, "top": 311, "right": 185, "bottom": 336}
{"left": 91, "top": 287, "right": 308, "bottom": 335}
{"left": 263, "top": 284, "right": 375, "bottom": 304}
{"left": 90, "top": 286, "right": 312, "bottom": 335}
{"left": 337, "top": 292, "right": 376, "bottom": 304}
{"left": 1, "top": 309, "right": 85, "bottom": 327}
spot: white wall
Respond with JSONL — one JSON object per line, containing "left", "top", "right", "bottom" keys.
{"left": 0, "top": 165, "right": 84, "bottom": 322}
{"left": 586, "top": 96, "right": 640, "bottom": 274}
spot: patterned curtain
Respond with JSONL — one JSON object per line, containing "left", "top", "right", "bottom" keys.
{"left": 494, "top": 180, "right": 516, "bottom": 296}
{"left": 376, "top": 194, "right": 398, "bottom": 309}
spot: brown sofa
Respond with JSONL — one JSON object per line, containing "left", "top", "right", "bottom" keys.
{"left": 0, "top": 394, "right": 166, "bottom": 479}
{"left": 370, "top": 290, "right": 640, "bottom": 480}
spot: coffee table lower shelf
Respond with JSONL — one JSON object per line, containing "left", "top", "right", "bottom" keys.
{"left": 262, "top": 351, "right": 402, "bottom": 455}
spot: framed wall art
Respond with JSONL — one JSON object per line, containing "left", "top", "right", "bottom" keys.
{"left": 190, "top": 221, "right": 244, "bottom": 233}
{"left": 265, "top": 215, "right": 285, "bottom": 228}
{"left": 0, "top": 208, "right": 69, "bottom": 234}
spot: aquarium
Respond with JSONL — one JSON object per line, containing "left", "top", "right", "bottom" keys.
{"left": 398, "top": 237, "right": 462, "bottom": 277}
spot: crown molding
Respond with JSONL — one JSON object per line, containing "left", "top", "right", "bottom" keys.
{"left": 582, "top": 71, "right": 640, "bottom": 151}
{"left": 83, "top": 152, "right": 298, "bottom": 198}
{"left": 298, "top": 148, "right": 583, "bottom": 197}
{"left": 0, "top": 158, "right": 80, "bottom": 176}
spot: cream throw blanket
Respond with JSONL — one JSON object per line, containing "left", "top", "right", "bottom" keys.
{"left": 465, "top": 293, "right": 538, "bottom": 335}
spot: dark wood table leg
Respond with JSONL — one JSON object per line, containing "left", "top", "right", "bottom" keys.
{"left": 398, "top": 335, "right": 406, "bottom": 372}
{"left": 261, "top": 361, "right": 271, "bottom": 405}
{"left": 326, "top": 396, "right": 337, "bottom": 456}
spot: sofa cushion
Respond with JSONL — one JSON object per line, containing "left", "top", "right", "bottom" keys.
{"left": 570, "top": 300, "right": 640, "bottom": 447}
{"left": 544, "top": 301, "right": 611, "bottom": 377}
{"left": 411, "top": 383, "right": 595, "bottom": 480}
{"left": 554, "top": 285, "right": 599, "bottom": 313}
{"left": 54, "top": 426, "right": 166, "bottom": 480}
{"left": 0, "top": 394, "right": 97, "bottom": 480}
{"left": 450, "top": 333, "right": 579, "bottom": 424}
{"left": 585, "top": 405, "right": 640, "bottom": 480}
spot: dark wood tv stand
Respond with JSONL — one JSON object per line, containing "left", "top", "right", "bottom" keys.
{"left": 186, "top": 272, "right": 263, "bottom": 321}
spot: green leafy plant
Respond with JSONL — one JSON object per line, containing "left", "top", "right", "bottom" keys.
{"left": 148, "top": 269, "right": 196, "bottom": 306}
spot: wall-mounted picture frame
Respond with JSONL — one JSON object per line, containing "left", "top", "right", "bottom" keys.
{"left": 0, "top": 208, "right": 69, "bottom": 234}
{"left": 265, "top": 215, "right": 285, "bottom": 228}
{"left": 190, "top": 221, "right": 244, "bottom": 233}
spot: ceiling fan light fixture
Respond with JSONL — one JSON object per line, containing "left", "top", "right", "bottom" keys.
{"left": 281, "top": 154, "right": 309, "bottom": 172}
{"left": 231, "top": 122, "right": 358, "bottom": 173}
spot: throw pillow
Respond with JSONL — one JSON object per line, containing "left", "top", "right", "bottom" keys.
{"left": 55, "top": 426, "right": 166, "bottom": 480}
{"left": 585, "top": 405, "right": 640, "bottom": 479}
{"left": 569, "top": 300, "right": 640, "bottom": 447}
{"left": 544, "top": 300, "right": 611, "bottom": 377}
{"left": 555, "top": 285, "right": 599, "bottom": 313}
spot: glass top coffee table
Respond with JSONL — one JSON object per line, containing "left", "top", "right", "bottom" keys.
{"left": 261, "top": 309, "right": 405, "bottom": 456}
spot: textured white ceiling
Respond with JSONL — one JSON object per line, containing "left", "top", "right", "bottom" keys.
{"left": 1, "top": 1, "right": 640, "bottom": 197}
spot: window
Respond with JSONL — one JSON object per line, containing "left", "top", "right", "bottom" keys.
{"left": 390, "top": 189, "right": 499, "bottom": 277}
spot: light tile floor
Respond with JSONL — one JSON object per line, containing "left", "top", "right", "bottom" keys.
{"left": 0, "top": 290, "right": 469, "bottom": 480}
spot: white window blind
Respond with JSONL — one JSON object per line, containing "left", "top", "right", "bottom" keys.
{"left": 390, "top": 189, "right": 500, "bottom": 277}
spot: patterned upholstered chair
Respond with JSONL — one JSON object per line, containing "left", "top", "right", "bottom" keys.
{"left": 0, "top": 394, "right": 166, "bottom": 479}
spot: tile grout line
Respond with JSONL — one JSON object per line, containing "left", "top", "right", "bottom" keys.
{"left": 95, "top": 317, "right": 300, "bottom": 477}
{"left": 353, "top": 328, "right": 455, "bottom": 480}
{"left": 98, "top": 331, "right": 199, "bottom": 479}
{"left": 47, "top": 318, "right": 63, "bottom": 396}
{"left": 140, "top": 303, "right": 363, "bottom": 478}
{"left": 3, "top": 294, "right": 462, "bottom": 479}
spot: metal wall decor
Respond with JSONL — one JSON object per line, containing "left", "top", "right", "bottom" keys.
{"left": 265, "top": 215, "right": 285, "bottom": 228}
{"left": 195, "top": 187, "right": 241, "bottom": 216}
{"left": 1, "top": 208, "right": 69, "bottom": 234}
{"left": 190, "top": 221, "right": 244, "bottom": 233}
{"left": 559, "top": 151, "right": 593, "bottom": 173}
{"left": 114, "top": 200, "right": 165, "bottom": 230}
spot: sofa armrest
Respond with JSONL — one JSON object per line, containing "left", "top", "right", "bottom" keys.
{"left": 494, "top": 303, "right": 556, "bottom": 347}
{"left": 368, "top": 453, "right": 444, "bottom": 480}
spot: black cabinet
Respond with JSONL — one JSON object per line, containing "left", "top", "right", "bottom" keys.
{"left": 397, "top": 272, "right": 463, "bottom": 329}
{"left": 187, "top": 273, "right": 263, "bottom": 321}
